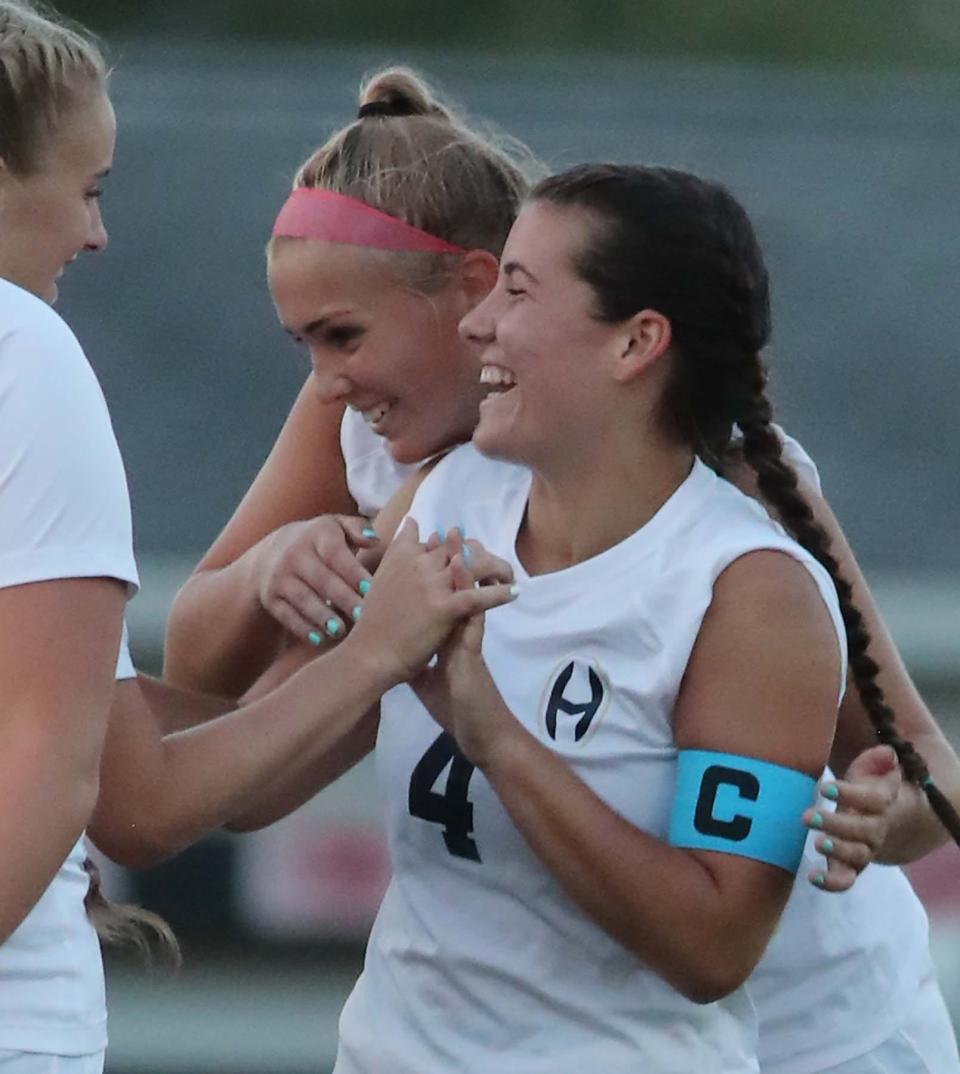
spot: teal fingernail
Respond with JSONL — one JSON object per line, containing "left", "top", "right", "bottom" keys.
{"left": 457, "top": 523, "right": 466, "bottom": 538}
{"left": 351, "top": 606, "right": 362, "bottom": 621}
{"left": 811, "top": 873, "right": 825, "bottom": 888}
{"left": 461, "top": 544, "right": 472, "bottom": 565}
{"left": 325, "top": 618, "right": 342, "bottom": 637}
{"left": 809, "top": 812, "right": 823, "bottom": 829}
{"left": 820, "top": 838, "right": 834, "bottom": 855}
{"left": 358, "top": 579, "right": 371, "bottom": 595}
{"left": 361, "top": 526, "right": 377, "bottom": 539}
{"left": 822, "top": 784, "right": 839, "bottom": 801}
{"left": 307, "top": 630, "right": 322, "bottom": 647}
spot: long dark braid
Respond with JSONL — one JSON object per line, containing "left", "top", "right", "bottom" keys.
{"left": 735, "top": 375, "right": 960, "bottom": 843}
{"left": 533, "top": 163, "right": 960, "bottom": 846}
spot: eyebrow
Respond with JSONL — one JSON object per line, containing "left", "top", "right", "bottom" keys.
{"left": 502, "top": 261, "right": 539, "bottom": 285}
{"left": 283, "top": 311, "right": 355, "bottom": 338}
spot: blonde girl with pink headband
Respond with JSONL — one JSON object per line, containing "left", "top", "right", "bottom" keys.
{"left": 161, "top": 68, "right": 960, "bottom": 1072}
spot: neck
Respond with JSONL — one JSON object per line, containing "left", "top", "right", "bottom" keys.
{"left": 516, "top": 423, "right": 695, "bottom": 576}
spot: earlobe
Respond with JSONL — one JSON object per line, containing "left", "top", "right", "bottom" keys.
{"left": 613, "top": 310, "right": 672, "bottom": 382}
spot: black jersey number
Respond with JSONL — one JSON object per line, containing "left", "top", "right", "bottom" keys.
{"left": 408, "top": 731, "right": 481, "bottom": 862}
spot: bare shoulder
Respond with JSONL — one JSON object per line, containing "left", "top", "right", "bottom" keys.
{"left": 676, "top": 549, "right": 842, "bottom": 773}
{"left": 369, "top": 453, "right": 448, "bottom": 550}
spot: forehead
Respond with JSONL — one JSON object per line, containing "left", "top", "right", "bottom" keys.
{"left": 267, "top": 239, "right": 418, "bottom": 323}
{"left": 502, "top": 200, "right": 597, "bottom": 279}
{"left": 43, "top": 88, "right": 115, "bottom": 174}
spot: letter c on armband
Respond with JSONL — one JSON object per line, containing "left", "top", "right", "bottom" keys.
{"left": 669, "top": 750, "right": 817, "bottom": 873}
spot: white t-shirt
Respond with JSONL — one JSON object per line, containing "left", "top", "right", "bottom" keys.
{"left": 0, "top": 278, "right": 139, "bottom": 1056}
{"left": 335, "top": 445, "right": 847, "bottom": 1074}
{"left": 338, "top": 405, "right": 943, "bottom": 1073}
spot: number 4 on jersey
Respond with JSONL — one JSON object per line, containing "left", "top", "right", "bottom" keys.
{"left": 408, "top": 731, "right": 481, "bottom": 862}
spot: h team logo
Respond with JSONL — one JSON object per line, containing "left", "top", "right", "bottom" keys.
{"left": 539, "top": 658, "right": 610, "bottom": 745}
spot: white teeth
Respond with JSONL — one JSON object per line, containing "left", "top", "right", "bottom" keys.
{"left": 480, "top": 365, "right": 517, "bottom": 387}
{"left": 361, "top": 401, "right": 392, "bottom": 425}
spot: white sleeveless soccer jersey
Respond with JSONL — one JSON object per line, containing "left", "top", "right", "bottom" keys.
{"left": 0, "top": 278, "right": 139, "bottom": 1058}
{"left": 338, "top": 405, "right": 956, "bottom": 1073}
{"left": 341, "top": 405, "right": 418, "bottom": 518}
{"left": 334, "top": 444, "right": 847, "bottom": 1074}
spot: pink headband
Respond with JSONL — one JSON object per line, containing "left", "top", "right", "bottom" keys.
{"left": 272, "top": 188, "right": 466, "bottom": 254}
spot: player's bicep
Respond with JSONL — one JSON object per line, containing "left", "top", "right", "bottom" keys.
{"left": 671, "top": 551, "right": 841, "bottom": 905}
{"left": 0, "top": 577, "right": 127, "bottom": 766}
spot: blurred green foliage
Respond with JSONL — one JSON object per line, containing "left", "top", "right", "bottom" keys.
{"left": 57, "top": 0, "right": 960, "bottom": 69}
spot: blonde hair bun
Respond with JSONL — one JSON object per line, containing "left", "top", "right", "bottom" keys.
{"left": 358, "top": 66, "right": 454, "bottom": 122}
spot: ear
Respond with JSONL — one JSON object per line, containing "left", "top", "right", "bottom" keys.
{"left": 610, "top": 309, "right": 672, "bottom": 383}
{"left": 454, "top": 249, "right": 499, "bottom": 308}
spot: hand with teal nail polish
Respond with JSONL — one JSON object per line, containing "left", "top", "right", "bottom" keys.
{"left": 801, "top": 744, "right": 902, "bottom": 895}
{"left": 798, "top": 745, "right": 902, "bottom": 896}
{"left": 346, "top": 517, "right": 517, "bottom": 690}
{"left": 253, "top": 512, "right": 384, "bottom": 643}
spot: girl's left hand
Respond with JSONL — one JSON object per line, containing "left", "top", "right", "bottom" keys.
{"left": 347, "top": 519, "right": 516, "bottom": 688}
{"left": 413, "top": 531, "right": 521, "bottom": 768}
{"left": 803, "top": 744, "right": 901, "bottom": 891}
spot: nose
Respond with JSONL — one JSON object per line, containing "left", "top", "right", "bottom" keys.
{"left": 312, "top": 368, "right": 353, "bottom": 406}
{"left": 85, "top": 203, "right": 108, "bottom": 254}
{"left": 458, "top": 294, "right": 496, "bottom": 347}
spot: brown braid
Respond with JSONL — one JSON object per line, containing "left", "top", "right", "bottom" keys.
{"left": 734, "top": 398, "right": 960, "bottom": 844}
{"left": 83, "top": 856, "right": 181, "bottom": 967}
{"left": 533, "top": 163, "right": 960, "bottom": 848}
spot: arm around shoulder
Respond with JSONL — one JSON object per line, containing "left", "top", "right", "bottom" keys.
{"left": 163, "top": 377, "right": 354, "bottom": 695}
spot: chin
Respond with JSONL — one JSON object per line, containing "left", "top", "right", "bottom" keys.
{"left": 388, "top": 420, "right": 475, "bottom": 467}
{"left": 385, "top": 434, "right": 430, "bottom": 466}
{"left": 471, "top": 422, "right": 514, "bottom": 463}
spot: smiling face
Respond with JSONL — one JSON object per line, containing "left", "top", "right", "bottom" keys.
{"left": 268, "top": 239, "right": 491, "bottom": 464}
{"left": 460, "top": 200, "right": 629, "bottom": 470}
{"left": 0, "top": 87, "right": 115, "bottom": 303}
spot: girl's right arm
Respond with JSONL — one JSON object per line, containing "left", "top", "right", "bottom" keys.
{"left": 163, "top": 376, "right": 362, "bottom": 697}
{"left": 91, "top": 515, "right": 515, "bottom": 868}
{"left": 0, "top": 578, "right": 126, "bottom": 942}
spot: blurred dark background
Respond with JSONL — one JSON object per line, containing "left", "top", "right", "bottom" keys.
{"left": 40, "top": 3, "right": 960, "bottom": 1071}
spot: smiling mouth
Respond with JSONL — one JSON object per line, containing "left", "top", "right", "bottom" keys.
{"left": 479, "top": 364, "right": 517, "bottom": 394}
{"left": 351, "top": 400, "right": 394, "bottom": 427}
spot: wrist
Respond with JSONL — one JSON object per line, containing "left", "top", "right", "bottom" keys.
{"left": 336, "top": 632, "right": 407, "bottom": 696}
{"left": 875, "top": 780, "right": 943, "bottom": 865}
{"left": 243, "top": 531, "right": 279, "bottom": 607}
{"left": 474, "top": 711, "right": 535, "bottom": 781}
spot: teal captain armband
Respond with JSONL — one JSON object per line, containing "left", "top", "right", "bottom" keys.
{"left": 669, "top": 750, "right": 817, "bottom": 873}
